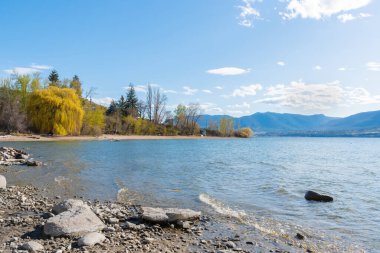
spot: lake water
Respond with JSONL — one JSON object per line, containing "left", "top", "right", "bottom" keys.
{"left": 1, "top": 137, "right": 379, "bottom": 252}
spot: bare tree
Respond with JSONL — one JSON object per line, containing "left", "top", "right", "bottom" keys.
{"left": 153, "top": 88, "right": 167, "bottom": 124}
{"left": 186, "top": 103, "right": 202, "bottom": 134}
{"left": 146, "top": 84, "right": 153, "bottom": 121}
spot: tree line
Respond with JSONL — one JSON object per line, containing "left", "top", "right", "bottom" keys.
{"left": 0, "top": 70, "right": 253, "bottom": 137}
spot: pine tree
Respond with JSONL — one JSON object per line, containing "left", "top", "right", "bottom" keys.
{"left": 125, "top": 84, "right": 138, "bottom": 117}
{"left": 48, "top": 70, "right": 60, "bottom": 87}
{"left": 70, "top": 75, "right": 82, "bottom": 97}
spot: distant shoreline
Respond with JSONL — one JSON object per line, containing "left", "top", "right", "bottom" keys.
{"left": 0, "top": 134, "right": 228, "bottom": 142}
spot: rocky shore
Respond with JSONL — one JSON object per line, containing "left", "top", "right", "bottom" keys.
{"left": 0, "top": 147, "right": 42, "bottom": 166}
{"left": 0, "top": 177, "right": 273, "bottom": 253}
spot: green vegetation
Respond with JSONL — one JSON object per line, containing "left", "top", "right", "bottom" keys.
{"left": 0, "top": 71, "right": 254, "bottom": 137}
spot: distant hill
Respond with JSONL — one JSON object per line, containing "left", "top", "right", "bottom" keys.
{"left": 199, "top": 110, "right": 380, "bottom": 136}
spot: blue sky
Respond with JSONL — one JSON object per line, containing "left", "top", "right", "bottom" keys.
{"left": 1, "top": 0, "right": 380, "bottom": 117}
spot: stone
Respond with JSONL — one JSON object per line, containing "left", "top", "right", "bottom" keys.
{"left": 141, "top": 207, "right": 201, "bottom": 224}
{"left": 26, "top": 160, "right": 42, "bottom": 166}
{"left": 77, "top": 232, "right": 106, "bottom": 247}
{"left": 304, "top": 191, "right": 333, "bottom": 202}
{"left": 177, "top": 220, "right": 191, "bottom": 229}
{"left": 225, "top": 241, "right": 236, "bottom": 248}
{"left": 52, "top": 199, "right": 86, "bottom": 214}
{"left": 20, "top": 241, "right": 44, "bottom": 252}
{"left": 44, "top": 205, "right": 105, "bottom": 236}
{"left": 0, "top": 175, "right": 6, "bottom": 189}
{"left": 296, "top": 233, "right": 305, "bottom": 240}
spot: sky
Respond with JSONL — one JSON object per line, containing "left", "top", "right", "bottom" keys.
{"left": 1, "top": 0, "right": 380, "bottom": 117}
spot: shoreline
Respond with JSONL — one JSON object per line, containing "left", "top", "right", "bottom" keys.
{"left": 0, "top": 134, "right": 229, "bottom": 142}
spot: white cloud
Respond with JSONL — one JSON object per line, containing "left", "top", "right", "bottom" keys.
{"left": 337, "top": 12, "right": 371, "bottom": 22}
{"left": 232, "top": 84, "right": 262, "bottom": 97}
{"left": 313, "top": 65, "right": 322, "bottom": 71}
{"left": 255, "top": 80, "right": 380, "bottom": 112}
{"left": 237, "top": 0, "right": 261, "bottom": 27}
{"left": 202, "top": 89, "right": 212, "bottom": 94}
{"left": 134, "top": 85, "right": 147, "bottom": 93}
{"left": 277, "top": 61, "right": 286, "bottom": 66}
{"left": 367, "top": 62, "right": 380, "bottom": 71}
{"left": 207, "top": 67, "right": 250, "bottom": 76}
{"left": 338, "top": 67, "right": 346, "bottom": 71}
{"left": 163, "top": 89, "right": 177, "bottom": 94}
{"left": 215, "top": 86, "right": 223, "bottom": 90}
{"left": 183, "top": 86, "right": 198, "bottom": 95}
{"left": 199, "top": 102, "right": 223, "bottom": 114}
{"left": 4, "top": 63, "right": 53, "bottom": 75}
{"left": 92, "top": 97, "right": 115, "bottom": 106}
{"left": 228, "top": 102, "right": 251, "bottom": 109}
{"left": 281, "top": 0, "right": 372, "bottom": 20}
{"left": 30, "top": 64, "right": 53, "bottom": 70}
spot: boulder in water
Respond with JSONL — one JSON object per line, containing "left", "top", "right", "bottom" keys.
{"left": 304, "top": 191, "right": 333, "bottom": 202}
{"left": 141, "top": 207, "right": 201, "bottom": 224}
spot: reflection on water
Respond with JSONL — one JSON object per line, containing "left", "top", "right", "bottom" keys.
{"left": 1, "top": 138, "right": 379, "bottom": 251}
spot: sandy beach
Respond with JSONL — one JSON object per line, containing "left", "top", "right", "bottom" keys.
{"left": 0, "top": 134, "right": 225, "bottom": 142}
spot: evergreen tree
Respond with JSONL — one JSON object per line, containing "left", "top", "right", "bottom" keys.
{"left": 125, "top": 84, "right": 138, "bottom": 117}
{"left": 48, "top": 70, "right": 60, "bottom": 87}
{"left": 106, "top": 100, "right": 118, "bottom": 115}
{"left": 70, "top": 75, "right": 82, "bottom": 97}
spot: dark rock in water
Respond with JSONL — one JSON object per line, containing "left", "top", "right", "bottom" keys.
{"left": 26, "top": 160, "right": 43, "bottom": 166}
{"left": 304, "top": 191, "right": 333, "bottom": 202}
{"left": 296, "top": 233, "right": 305, "bottom": 240}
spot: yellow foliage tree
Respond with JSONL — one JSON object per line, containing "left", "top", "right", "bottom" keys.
{"left": 27, "top": 86, "right": 84, "bottom": 135}
{"left": 81, "top": 100, "right": 105, "bottom": 136}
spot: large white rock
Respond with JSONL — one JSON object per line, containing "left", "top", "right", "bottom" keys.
{"left": 52, "top": 199, "right": 85, "bottom": 214}
{"left": 44, "top": 205, "right": 105, "bottom": 237}
{"left": 77, "top": 232, "right": 106, "bottom": 247}
{"left": 141, "top": 207, "right": 201, "bottom": 224}
{"left": 20, "top": 241, "right": 44, "bottom": 252}
{"left": 0, "top": 175, "right": 6, "bottom": 189}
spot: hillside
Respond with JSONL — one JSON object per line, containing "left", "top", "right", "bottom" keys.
{"left": 199, "top": 110, "right": 380, "bottom": 136}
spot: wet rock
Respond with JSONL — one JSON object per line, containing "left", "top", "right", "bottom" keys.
{"left": 77, "top": 232, "right": 106, "bottom": 247}
{"left": 26, "top": 160, "right": 42, "bottom": 166}
{"left": 141, "top": 207, "right": 201, "bottom": 224}
{"left": 20, "top": 241, "right": 44, "bottom": 252}
{"left": 304, "top": 191, "right": 333, "bottom": 202}
{"left": 296, "top": 233, "right": 305, "bottom": 240}
{"left": 44, "top": 205, "right": 105, "bottom": 236}
{"left": 0, "top": 174, "right": 6, "bottom": 189}
{"left": 177, "top": 220, "right": 191, "bottom": 229}
{"left": 52, "top": 199, "right": 86, "bottom": 214}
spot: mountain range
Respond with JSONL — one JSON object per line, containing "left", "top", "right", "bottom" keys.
{"left": 199, "top": 110, "right": 380, "bottom": 137}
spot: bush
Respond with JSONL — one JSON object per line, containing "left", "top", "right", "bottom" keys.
{"left": 234, "top": 128, "right": 254, "bottom": 138}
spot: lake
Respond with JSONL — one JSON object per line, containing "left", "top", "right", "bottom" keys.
{"left": 1, "top": 137, "right": 379, "bottom": 252}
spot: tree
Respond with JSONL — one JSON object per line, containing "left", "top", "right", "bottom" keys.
{"left": 219, "top": 116, "right": 234, "bottom": 137}
{"left": 125, "top": 84, "right": 138, "bottom": 117}
{"left": 70, "top": 75, "right": 82, "bottom": 97}
{"left": 0, "top": 78, "right": 27, "bottom": 132}
{"left": 153, "top": 88, "right": 167, "bottom": 124}
{"left": 234, "top": 127, "right": 253, "bottom": 138}
{"left": 30, "top": 73, "right": 41, "bottom": 92}
{"left": 27, "top": 86, "right": 84, "bottom": 135}
{"left": 16, "top": 75, "right": 31, "bottom": 110}
{"left": 82, "top": 101, "right": 105, "bottom": 136}
{"left": 146, "top": 84, "right": 153, "bottom": 121}
{"left": 48, "top": 70, "right": 60, "bottom": 87}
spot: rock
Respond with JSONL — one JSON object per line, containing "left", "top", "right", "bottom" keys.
{"left": 304, "top": 191, "right": 333, "bottom": 202}
{"left": 0, "top": 175, "right": 6, "bottom": 189}
{"left": 77, "top": 232, "right": 106, "bottom": 247}
{"left": 296, "top": 233, "right": 305, "bottom": 240}
{"left": 141, "top": 207, "right": 201, "bottom": 224}
{"left": 52, "top": 199, "right": 86, "bottom": 214}
{"left": 44, "top": 205, "right": 105, "bottom": 236}
{"left": 122, "top": 221, "right": 145, "bottom": 230}
{"left": 177, "top": 220, "right": 191, "bottom": 229}
{"left": 225, "top": 241, "right": 236, "bottom": 248}
{"left": 108, "top": 217, "right": 119, "bottom": 224}
{"left": 26, "top": 160, "right": 42, "bottom": 166}
{"left": 20, "top": 241, "right": 44, "bottom": 252}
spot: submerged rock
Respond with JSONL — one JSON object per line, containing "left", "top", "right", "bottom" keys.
{"left": 77, "top": 232, "right": 106, "bottom": 247}
{"left": 141, "top": 207, "right": 201, "bottom": 224}
{"left": 44, "top": 205, "right": 105, "bottom": 236}
{"left": 304, "top": 191, "right": 333, "bottom": 202}
{"left": 0, "top": 174, "right": 6, "bottom": 189}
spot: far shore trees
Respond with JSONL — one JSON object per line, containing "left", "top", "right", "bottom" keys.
{"left": 27, "top": 86, "right": 84, "bottom": 135}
